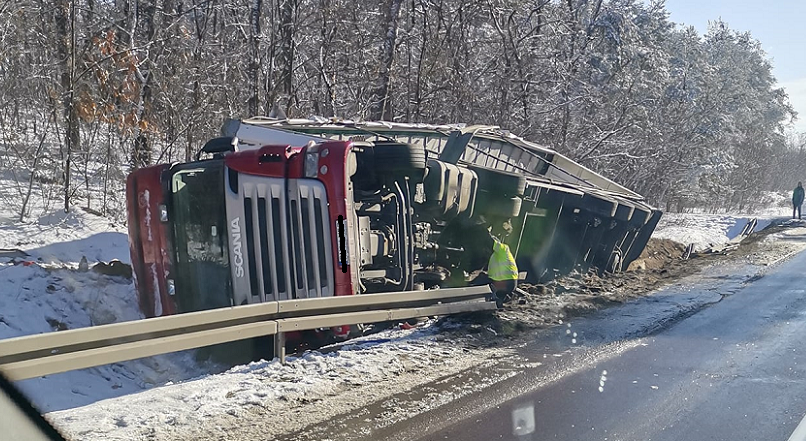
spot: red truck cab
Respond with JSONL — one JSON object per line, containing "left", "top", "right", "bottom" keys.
{"left": 127, "top": 138, "right": 358, "bottom": 318}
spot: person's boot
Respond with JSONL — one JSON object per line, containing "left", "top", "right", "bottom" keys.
{"left": 494, "top": 292, "right": 505, "bottom": 309}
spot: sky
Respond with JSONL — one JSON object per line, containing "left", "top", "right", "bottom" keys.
{"left": 662, "top": 0, "right": 806, "bottom": 133}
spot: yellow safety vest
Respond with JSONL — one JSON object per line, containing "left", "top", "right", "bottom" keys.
{"left": 488, "top": 240, "right": 518, "bottom": 281}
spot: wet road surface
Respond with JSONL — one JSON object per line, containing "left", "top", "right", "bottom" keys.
{"left": 409, "top": 250, "right": 806, "bottom": 441}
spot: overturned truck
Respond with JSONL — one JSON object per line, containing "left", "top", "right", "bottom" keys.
{"left": 126, "top": 118, "right": 660, "bottom": 339}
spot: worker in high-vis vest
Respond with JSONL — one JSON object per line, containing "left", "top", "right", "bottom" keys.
{"left": 488, "top": 238, "right": 518, "bottom": 307}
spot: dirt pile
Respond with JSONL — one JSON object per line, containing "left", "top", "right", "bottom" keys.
{"left": 627, "top": 238, "right": 687, "bottom": 271}
{"left": 485, "top": 223, "right": 799, "bottom": 332}
{"left": 501, "top": 238, "right": 700, "bottom": 323}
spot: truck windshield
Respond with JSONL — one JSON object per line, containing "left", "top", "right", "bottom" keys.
{"left": 170, "top": 162, "right": 232, "bottom": 311}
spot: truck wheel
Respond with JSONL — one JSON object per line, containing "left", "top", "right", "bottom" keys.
{"left": 469, "top": 166, "right": 526, "bottom": 196}
{"left": 373, "top": 141, "right": 427, "bottom": 175}
{"left": 476, "top": 191, "right": 522, "bottom": 217}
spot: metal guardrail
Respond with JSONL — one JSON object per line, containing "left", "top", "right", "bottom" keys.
{"left": 0, "top": 287, "right": 494, "bottom": 381}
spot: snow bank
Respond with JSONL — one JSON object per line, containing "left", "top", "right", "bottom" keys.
{"left": 652, "top": 213, "right": 780, "bottom": 251}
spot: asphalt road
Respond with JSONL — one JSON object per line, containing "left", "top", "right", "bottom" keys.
{"left": 411, "top": 250, "right": 806, "bottom": 441}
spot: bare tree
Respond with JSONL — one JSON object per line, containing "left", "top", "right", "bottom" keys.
{"left": 369, "top": 0, "right": 403, "bottom": 121}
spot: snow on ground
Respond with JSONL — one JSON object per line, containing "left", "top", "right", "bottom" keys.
{"left": 652, "top": 212, "right": 783, "bottom": 252}
{"left": 47, "top": 322, "right": 501, "bottom": 441}
{"left": 0, "top": 167, "right": 129, "bottom": 266}
{"left": 652, "top": 191, "right": 791, "bottom": 251}
{"left": 0, "top": 260, "right": 211, "bottom": 413}
{"left": 0, "top": 209, "right": 130, "bottom": 265}
{"left": 0, "top": 174, "right": 211, "bottom": 413}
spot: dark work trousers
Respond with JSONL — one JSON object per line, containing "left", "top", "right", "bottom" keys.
{"left": 492, "top": 279, "right": 517, "bottom": 308}
{"left": 795, "top": 204, "right": 802, "bottom": 220}
{"left": 472, "top": 274, "right": 517, "bottom": 308}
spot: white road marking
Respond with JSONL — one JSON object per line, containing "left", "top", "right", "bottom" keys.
{"left": 787, "top": 412, "right": 806, "bottom": 441}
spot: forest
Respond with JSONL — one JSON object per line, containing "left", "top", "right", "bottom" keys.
{"left": 0, "top": 0, "right": 801, "bottom": 218}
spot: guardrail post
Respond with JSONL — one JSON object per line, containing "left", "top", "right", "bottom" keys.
{"left": 274, "top": 331, "right": 286, "bottom": 364}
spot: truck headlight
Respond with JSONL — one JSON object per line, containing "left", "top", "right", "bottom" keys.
{"left": 304, "top": 142, "right": 321, "bottom": 178}
{"left": 305, "top": 152, "right": 319, "bottom": 177}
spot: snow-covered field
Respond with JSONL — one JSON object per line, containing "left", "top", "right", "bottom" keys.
{"left": 652, "top": 191, "right": 791, "bottom": 251}
{"left": 0, "top": 210, "right": 128, "bottom": 265}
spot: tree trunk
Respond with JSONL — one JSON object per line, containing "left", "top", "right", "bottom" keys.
{"left": 279, "top": 0, "right": 296, "bottom": 116}
{"left": 369, "top": 0, "right": 403, "bottom": 121}
{"left": 21, "top": 130, "right": 49, "bottom": 222}
{"left": 248, "top": 0, "right": 263, "bottom": 116}
{"left": 54, "top": 0, "right": 79, "bottom": 213}
{"left": 317, "top": 0, "right": 336, "bottom": 117}
{"left": 131, "top": 0, "right": 157, "bottom": 169}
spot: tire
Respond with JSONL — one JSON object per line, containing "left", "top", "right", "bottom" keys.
{"left": 469, "top": 166, "right": 526, "bottom": 196}
{"left": 476, "top": 191, "right": 522, "bottom": 217}
{"left": 372, "top": 141, "right": 427, "bottom": 174}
